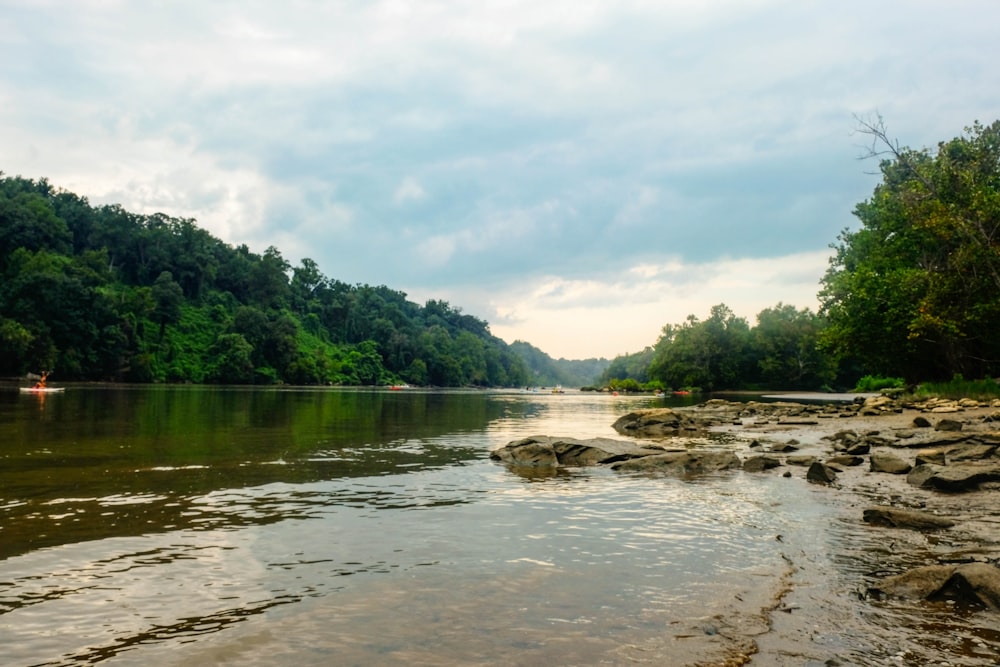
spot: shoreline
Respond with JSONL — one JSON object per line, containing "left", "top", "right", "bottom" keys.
{"left": 684, "top": 397, "right": 1000, "bottom": 665}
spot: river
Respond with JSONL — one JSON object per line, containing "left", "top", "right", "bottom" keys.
{"left": 1, "top": 385, "right": 996, "bottom": 666}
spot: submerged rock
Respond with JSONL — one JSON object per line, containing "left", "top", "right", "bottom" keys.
{"left": 862, "top": 506, "right": 955, "bottom": 531}
{"left": 870, "top": 562, "right": 1000, "bottom": 610}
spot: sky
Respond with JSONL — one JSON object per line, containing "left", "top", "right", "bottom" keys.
{"left": 2, "top": 1, "right": 998, "bottom": 360}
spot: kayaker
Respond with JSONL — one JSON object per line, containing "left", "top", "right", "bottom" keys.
{"left": 33, "top": 371, "right": 48, "bottom": 389}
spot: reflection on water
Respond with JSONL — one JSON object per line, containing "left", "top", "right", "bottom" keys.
{"left": 2, "top": 386, "right": 998, "bottom": 666}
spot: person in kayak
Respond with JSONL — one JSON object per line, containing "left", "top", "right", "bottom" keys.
{"left": 33, "top": 371, "right": 49, "bottom": 389}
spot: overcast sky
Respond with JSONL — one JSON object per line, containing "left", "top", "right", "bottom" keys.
{"left": 3, "top": 1, "right": 998, "bottom": 359}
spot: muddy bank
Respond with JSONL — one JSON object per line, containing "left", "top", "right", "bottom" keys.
{"left": 491, "top": 395, "right": 1000, "bottom": 665}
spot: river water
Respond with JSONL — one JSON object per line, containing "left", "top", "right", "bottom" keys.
{"left": 1, "top": 386, "right": 997, "bottom": 666}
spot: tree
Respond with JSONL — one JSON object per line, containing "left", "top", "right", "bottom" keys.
{"left": 151, "top": 271, "right": 184, "bottom": 342}
{"left": 647, "top": 304, "right": 751, "bottom": 391}
{"left": 820, "top": 117, "right": 1000, "bottom": 380}
{"left": 751, "top": 304, "right": 835, "bottom": 389}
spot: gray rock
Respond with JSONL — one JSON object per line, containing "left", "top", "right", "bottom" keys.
{"left": 807, "top": 461, "right": 838, "bottom": 485}
{"left": 907, "top": 463, "right": 1000, "bottom": 492}
{"left": 785, "top": 454, "right": 817, "bottom": 466}
{"left": 870, "top": 562, "right": 1000, "bottom": 610}
{"left": 935, "top": 418, "right": 964, "bottom": 432}
{"left": 862, "top": 506, "right": 955, "bottom": 531}
{"left": 611, "top": 409, "right": 701, "bottom": 437}
{"left": 870, "top": 452, "right": 913, "bottom": 475}
{"left": 827, "top": 455, "right": 864, "bottom": 467}
{"left": 610, "top": 450, "right": 742, "bottom": 475}
{"left": 490, "top": 436, "right": 661, "bottom": 467}
{"left": 743, "top": 455, "right": 783, "bottom": 472}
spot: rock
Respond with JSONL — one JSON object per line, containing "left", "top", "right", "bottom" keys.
{"left": 907, "top": 463, "right": 1000, "bottom": 492}
{"left": 935, "top": 418, "right": 964, "bottom": 432}
{"left": 610, "top": 450, "right": 742, "bottom": 475}
{"left": 785, "top": 454, "right": 817, "bottom": 466}
{"left": 862, "top": 506, "right": 955, "bottom": 531}
{"left": 807, "top": 461, "right": 838, "bottom": 485}
{"left": 870, "top": 452, "right": 912, "bottom": 475}
{"left": 611, "top": 409, "right": 701, "bottom": 437}
{"left": 769, "top": 442, "right": 800, "bottom": 453}
{"left": 743, "top": 455, "right": 783, "bottom": 472}
{"left": 870, "top": 562, "right": 1000, "bottom": 610}
{"left": 912, "top": 416, "right": 932, "bottom": 428}
{"left": 490, "top": 436, "right": 662, "bottom": 467}
{"left": 827, "top": 455, "right": 864, "bottom": 467}
{"left": 914, "top": 449, "right": 947, "bottom": 466}
{"left": 845, "top": 442, "right": 871, "bottom": 455}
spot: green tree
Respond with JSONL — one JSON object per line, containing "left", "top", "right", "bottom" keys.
{"left": 151, "top": 271, "right": 184, "bottom": 342}
{"left": 751, "top": 304, "right": 834, "bottom": 389}
{"left": 820, "top": 117, "right": 1000, "bottom": 381}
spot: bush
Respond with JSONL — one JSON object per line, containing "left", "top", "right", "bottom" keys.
{"left": 853, "top": 375, "right": 905, "bottom": 392}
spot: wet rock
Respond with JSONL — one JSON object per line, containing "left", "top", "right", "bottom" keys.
{"left": 907, "top": 463, "right": 1000, "bottom": 492}
{"left": 807, "top": 461, "right": 838, "bottom": 485}
{"left": 862, "top": 506, "right": 955, "bottom": 531}
{"left": 610, "top": 450, "right": 742, "bottom": 475}
{"left": 870, "top": 452, "right": 912, "bottom": 475}
{"left": 870, "top": 562, "right": 1000, "bottom": 610}
{"left": 912, "top": 416, "right": 932, "bottom": 428}
{"left": 490, "top": 436, "right": 661, "bottom": 467}
{"left": 845, "top": 442, "right": 871, "bottom": 455}
{"left": 827, "top": 455, "right": 864, "bottom": 467}
{"left": 935, "top": 418, "right": 964, "bottom": 432}
{"left": 611, "top": 408, "right": 701, "bottom": 437}
{"left": 785, "top": 454, "right": 816, "bottom": 466}
{"left": 743, "top": 455, "right": 783, "bottom": 472}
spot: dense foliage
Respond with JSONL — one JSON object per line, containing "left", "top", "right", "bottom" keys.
{"left": 0, "top": 175, "right": 530, "bottom": 386}
{"left": 820, "top": 118, "right": 1000, "bottom": 382}
{"left": 603, "top": 303, "right": 835, "bottom": 392}
{"left": 602, "top": 118, "right": 1000, "bottom": 392}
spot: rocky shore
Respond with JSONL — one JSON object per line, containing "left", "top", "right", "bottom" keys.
{"left": 490, "top": 395, "right": 1000, "bottom": 665}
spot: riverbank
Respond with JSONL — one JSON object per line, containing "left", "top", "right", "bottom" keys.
{"left": 679, "top": 396, "right": 1000, "bottom": 665}
{"left": 491, "top": 395, "right": 1000, "bottom": 665}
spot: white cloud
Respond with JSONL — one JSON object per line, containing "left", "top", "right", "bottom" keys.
{"left": 2, "top": 0, "right": 999, "bottom": 358}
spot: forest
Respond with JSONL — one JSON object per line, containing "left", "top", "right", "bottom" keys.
{"left": 4, "top": 119, "right": 998, "bottom": 390}
{"left": 602, "top": 119, "right": 1000, "bottom": 392}
{"left": 0, "top": 174, "right": 548, "bottom": 387}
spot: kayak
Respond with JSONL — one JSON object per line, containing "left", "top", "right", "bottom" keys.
{"left": 19, "top": 387, "right": 65, "bottom": 394}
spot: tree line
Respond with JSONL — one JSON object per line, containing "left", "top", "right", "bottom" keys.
{"left": 603, "top": 119, "right": 1000, "bottom": 392}
{"left": 0, "top": 175, "right": 531, "bottom": 386}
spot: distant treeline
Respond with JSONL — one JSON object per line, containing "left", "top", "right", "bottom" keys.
{"left": 602, "top": 119, "right": 1000, "bottom": 392}
{"left": 0, "top": 174, "right": 548, "bottom": 386}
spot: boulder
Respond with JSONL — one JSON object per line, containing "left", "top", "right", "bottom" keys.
{"left": 610, "top": 450, "right": 742, "bottom": 475}
{"left": 490, "top": 436, "right": 661, "bottom": 467}
{"left": 611, "top": 409, "right": 701, "bottom": 437}
{"left": 935, "top": 418, "right": 964, "bottom": 432}
{"left": 785, "top": 454, "right": 817, "bottom": 467}
{"left": 807, "top": 461, "right": 838, "bottom": 485}
{"left": 870, "top": 452, "right": 912, "bottom": 475}
{"left": 870, "top": 562, "right": 1000, "bottom": 610}
{"left": 743, "top": 455, "right": 783, "bottom": 472}
{"left": 827, "top": 455, "right": 864, "bottom": 467}
{"left": 862, "top": 506, "right": 955, "bottom": 531}
{"left": 907, "top": 463, "right": 1000, "bottom": 492}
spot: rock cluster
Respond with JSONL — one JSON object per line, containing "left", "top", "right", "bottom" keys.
{"left": 490, "top": 394, "right": 1000, "bottom": 614}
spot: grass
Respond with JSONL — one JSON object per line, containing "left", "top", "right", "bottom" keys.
{"left": 909, "top": 376, "right": 1000, "bottom": 401}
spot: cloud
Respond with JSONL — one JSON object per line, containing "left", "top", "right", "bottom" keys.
{"left": 2, "top": 0, "right": 999, "bottom": 358}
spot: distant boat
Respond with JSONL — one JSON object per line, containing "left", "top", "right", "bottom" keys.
{"left": 551, "top": 386, "right": 565, "bottom": 394}
{"left": 388, "top": 384, "right": 410, "bottom": 391}
{"left": 672, "top": 390, "right": 691, "bottom": 396}
{"left": 20, "top": 387, "right": 65, "bottom": 394}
